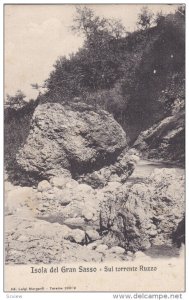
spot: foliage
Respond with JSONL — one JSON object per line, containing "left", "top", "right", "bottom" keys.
{"left": 6, "top": 90, "right": 27, "bottom": 109}
{"left": 155, "top": 11, "right": 166, "bottom": 26}
{"left": 44, "top": 7, "right": 128, "bottom": 100}
{"left": 136, "top": 6, "right": 154, "bottom": 30}
{"left": 71, "top": 6, "right": 109, "bottom": 39}
{"left": 43, "top": 7, "right": 184, "bottom": 142}
{"left": 71, "top": 6, "right": 127, "bottom": 40}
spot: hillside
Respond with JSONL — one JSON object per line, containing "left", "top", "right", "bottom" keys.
{"left": 4, "top": 8, "right": 185, "bottom": 180}
{"left": 43, "top": 10, "right": 184, "bottom": 146}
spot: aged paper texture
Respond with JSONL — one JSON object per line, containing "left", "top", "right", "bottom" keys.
{"left": 4, "top": 4, "right": 185, "bottom": 292}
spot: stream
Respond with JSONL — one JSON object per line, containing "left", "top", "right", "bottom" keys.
{"left": 130, "top": 159, "right": 185, "bottom": 258}
{"left": 128, "top": 159, "right": 184, "bottom": 183}
{"left": 38, "top": 159, "right": 185, "bottom": 258}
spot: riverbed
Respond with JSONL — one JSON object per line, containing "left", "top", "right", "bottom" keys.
{"left": 128, "top": 159, "right": 185, "bottom": 183}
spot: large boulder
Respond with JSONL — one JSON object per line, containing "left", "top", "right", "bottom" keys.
{"left": 100, "top": 168, "right": 185, "bottom": 251}
{"left": 16, "top": 102, "right": 127, "bottom": 179}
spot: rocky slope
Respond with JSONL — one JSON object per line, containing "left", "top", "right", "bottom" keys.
{"left": 44, "top": 10, "right": 185, "bottom": 146}
{"left": 133, "top": 108, "right": 184, "bottom": 166}
{"left": 16, "top": 102, "right": 127, "bottom": 181}
{"left": 5, "top": 165, "right": 184, "bottom": 264}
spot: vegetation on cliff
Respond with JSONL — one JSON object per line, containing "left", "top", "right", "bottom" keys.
{"left": 5, "top": 5, "right": 185, "bottom": 176}
{"left": 43, "top": 6, "right": 184, "bottom": 143}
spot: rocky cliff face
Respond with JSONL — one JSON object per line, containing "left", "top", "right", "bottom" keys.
{"left": 133, "top": 108, "right": 184, "bottom": 166}
{"left": 4, "top": 99, "right": 38, "bottom": 174}
{"left": 16, "top": 102, "right": 128, "bottom": 180}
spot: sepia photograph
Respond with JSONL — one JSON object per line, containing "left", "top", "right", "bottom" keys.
{"left": 4, "top": 3, "right": 185, "bottom": 292}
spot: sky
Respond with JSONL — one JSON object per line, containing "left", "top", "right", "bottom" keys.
{"left": 4, "top": 4, "right": 179, "bottom": 100}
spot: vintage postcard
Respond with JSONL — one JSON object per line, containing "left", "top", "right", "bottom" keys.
{"left": 4, "top": 4, "right": 185, "bottom": 292}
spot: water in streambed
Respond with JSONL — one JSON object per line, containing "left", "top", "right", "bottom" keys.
{"left": 130, "top": 159, "right": 185, "bottom": 258}
{"left": 38, "top": 159, "right": 185, "bottom": 258}
{"left": 144, "top": 244, "right": 181, "bottom": 258}
{"left": 128, "top": 159, "right": 184, "bottom": 183}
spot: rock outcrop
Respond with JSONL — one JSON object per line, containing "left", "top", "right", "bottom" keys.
{"left": 5, "top": 214, "right": 129, "bottom": 264}
{"left": 100, "top": 168, "right": 185, "bottom": 251}
{"left": 4, "top": 99, "right": 38, "bottom": 180}
{"left": 16, "top": 102, "right": 127, "bottom": 180}
{"left": 78, "top": 150, "right": 140, "bottom": 188}
{"left": 172, "top": 216, "right": 185, "bottom": 247}
{"left": 5, "top": 166, "right": 184, "bottom": 264}
{"left": 133, "top": 109, "right": 184, "bottom": 166}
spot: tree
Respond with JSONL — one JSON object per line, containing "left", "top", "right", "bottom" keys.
{"left": 107, "top": 19, "right": 128, "bottom": 39}
{"left": 71, "top": 6, "right": 126, "bottom": 87}
{"left": 71, "top": 6, "right": 127, "bottom": 41}
{"left": 45, "top": 7, "right": 126, "bottom": 99}
{"left": 137, "top": 6, "right": 154, "bottom": 30}
{"left": 71, "top": 6, "right": 108, "bottom": 39}
{"left": 6, "top": 90, "right": 27, "bottom": 109}
{"left": 155, "top": 10, "right": 165, "bottom": 26}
